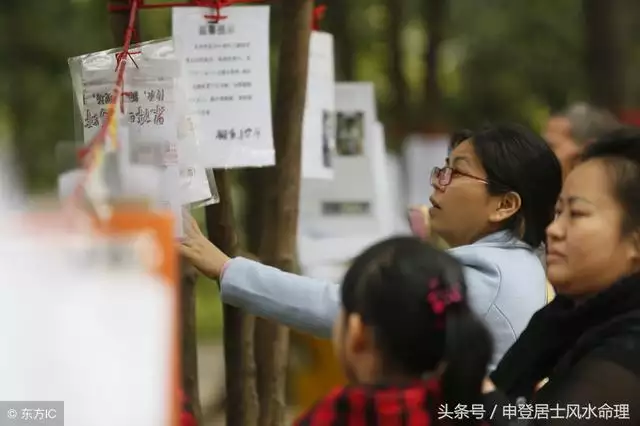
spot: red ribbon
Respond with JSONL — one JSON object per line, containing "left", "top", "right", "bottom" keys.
{"left": 312, "top": 5, "right": 327, "bottom": 31}
{"left": 107, "top": 0, "right": 239, "bottom": 23}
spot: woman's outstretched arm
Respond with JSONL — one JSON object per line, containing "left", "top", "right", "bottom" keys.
{"left": 220, "top": 257, "right": 339, "bottom": 337}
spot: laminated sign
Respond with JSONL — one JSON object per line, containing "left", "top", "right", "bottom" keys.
{"left": 68, "top": 39, "right": 219, "bottom": 237}
{"left": 173, "top": 6, "right": 275, "bottom": 168}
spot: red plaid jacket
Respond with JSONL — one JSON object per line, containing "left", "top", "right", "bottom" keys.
{"left": 294, "top": 378, "right": 448, "bottom": 426}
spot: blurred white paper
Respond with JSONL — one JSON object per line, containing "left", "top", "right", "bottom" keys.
{"left": 302, "top": 262, "right": 347, "bottom": 284}
{"left": 176, "top": 96, "right": 215, "bottom": 205}
{"left": 301, "top": 31, "right": 336, "bottom": 179}
{"left": 298, "top": 233, "right": 388, "bottom": 267}
{"left": 173, "top": 6, "right": 275, "bottom": 168}
{"left": 402, "top": 134, "right": 449, "bottom": 207}
{"left": 299, "top": 82, "right": 379, "bottom": 237}
{"left": 369, "top": 122, "right": 394, "bottom": 236}
{"left": 386, "top": 153, "right": 411, "bottom": 234}
{"left": 58, "top": 167, "right": 162, "bottom": 203}
{"left": 298, "top": 122, "right": 402, "bottom": 268}
{"left": 0, "top": 230, "right": 174, "bottom": 426}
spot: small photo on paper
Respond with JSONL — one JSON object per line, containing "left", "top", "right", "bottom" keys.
{"left": 321, "top": 110, "right": 335, "bottom": 168}
{"left": 322, "top": 201, "right": 371, "bottom": 216}
{"left": 336, "top": 112, "right": 364, "bottom": 156}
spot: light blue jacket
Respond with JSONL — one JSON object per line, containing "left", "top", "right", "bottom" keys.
{"left": 220, "top": 231, "right": 547, "bottom": 369}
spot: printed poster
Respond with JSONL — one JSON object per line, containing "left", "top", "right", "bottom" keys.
{"left": 299, "top": 82, "right": 379, "bottom": 238}
{"left": 173, "top": 6, "right": 275, "bottom": 168}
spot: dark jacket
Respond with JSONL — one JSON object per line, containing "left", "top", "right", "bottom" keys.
{"left": 486, "top": 273, "right": 640, "bottom": 425}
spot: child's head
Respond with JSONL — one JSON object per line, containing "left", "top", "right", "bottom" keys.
{"left": 333, "top": 237, "right": 492, "bottom": 403}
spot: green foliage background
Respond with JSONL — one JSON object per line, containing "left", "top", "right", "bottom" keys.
{"left": 1, "top": 0, "right": 639, "bottom": 340}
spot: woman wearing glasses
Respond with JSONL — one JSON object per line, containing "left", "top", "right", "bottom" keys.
{"left": 180, "top": 123, "right": 562, "bottom": 368}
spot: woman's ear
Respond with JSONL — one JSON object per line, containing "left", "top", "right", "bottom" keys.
{"left": 344, "top": 313, "right": 377, "bottom": 359}
{"left": 489, "top": 191, "right": 522, "bottom": 224}
{"left": 627, "top": 230, "right": 640, "bottom": 264}
{"left": 345, "top": 313, "right": 366, "bottom": 352}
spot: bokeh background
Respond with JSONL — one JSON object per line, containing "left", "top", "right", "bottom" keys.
{"left": 1, "top": 0, "right": 639, "bottom": 420}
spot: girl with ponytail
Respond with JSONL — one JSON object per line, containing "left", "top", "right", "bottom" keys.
{"left": 295, "top": 236, "right": 493, "bottom": 426}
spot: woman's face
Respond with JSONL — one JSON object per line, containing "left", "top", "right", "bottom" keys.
{"left": 429, "top": 140, "right": 514, "bottom": 247}
{"left": 546, "top": 160, "right": 639, "bottom": 296}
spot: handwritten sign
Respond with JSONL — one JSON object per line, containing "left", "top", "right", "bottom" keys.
{"left": 301, "top": 31, "right": 336, "bottom": 180}
{"left": 173, "top": 6, "right": 275, "bottom": 168}
{"left": 81, "top": 81, "right": 183, "bottom": 236}
{"left": 70, "top": 39, "right": 215, "bottom": 232}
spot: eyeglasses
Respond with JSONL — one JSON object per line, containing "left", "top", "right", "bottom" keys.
{"left": 430, "top": 166, "right": 490, "bottom": 188}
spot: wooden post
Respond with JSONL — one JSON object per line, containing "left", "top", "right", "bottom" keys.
{"left": 421, "top": 0, "right": 447, "bottom": 131}
{"left": 179, "top": 260, "right": 203, "bottom": 423}
{"left": 255, "top": 0, "right": 314, "bottom": 424}
{"left": 205, "top": 172, "right": 259, "bottom": 426}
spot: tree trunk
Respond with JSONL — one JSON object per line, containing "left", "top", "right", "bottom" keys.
{"left": 179, "top": 261, "right": 203, "bottom": 424}
{"left": 385, "top": 0, "right": 408, "bottom": 149}
{"left": 241, "top": 168, "right": 267, "bottom": 255}
{"left": 421, "top": 0, "right": 447, "bottom": 130}
{"left": 255, "top": 1, "right": 313, "bottom": 425}
{"left": 325, "top": 0, "right": 355, "bottom": 80}
{"left": 583, "top": 0, "right": 624, "bottom": 113}
{"left": 205, "top": 170, "right": 258, "bottom": 426}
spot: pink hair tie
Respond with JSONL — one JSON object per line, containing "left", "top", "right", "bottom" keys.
{"left": 426, "top": 278, "right": 462, "bottom": 317}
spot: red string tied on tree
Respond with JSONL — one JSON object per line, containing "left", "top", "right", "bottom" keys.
{"left": 190, "top": 0, "right": 231, "bottom": 23}
{"left": 312, "top": 5, "right": 327, "bottom": 31}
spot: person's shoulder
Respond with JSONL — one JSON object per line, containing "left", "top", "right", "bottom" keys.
{"left": 450, "top": 238, "right": 545, "bottom": 284}
{"left": 582, "top": 311, "right": 640, "bottom": 377}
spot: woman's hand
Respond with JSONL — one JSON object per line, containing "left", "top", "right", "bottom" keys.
{"left": 179, "top": 213, "right": 230, "bottom": 280}
{"left": 408, "top": 205, "right": 431, "bottom": 240}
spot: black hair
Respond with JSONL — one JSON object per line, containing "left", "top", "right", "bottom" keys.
{"left": 450, "top": 129, "right": 474, "bottom": 150}
{"left": 451, "top": 123, "right": 562, "bottom": 248}
{"left": 582, "top": 127, "right": 640, "bottom": 234}
{"left": 341, "top": 236, "right": 493, "bottom": 425}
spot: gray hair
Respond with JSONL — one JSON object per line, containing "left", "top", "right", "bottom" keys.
{"left": 563, "top": 102, "right": 620, "bottom": 146}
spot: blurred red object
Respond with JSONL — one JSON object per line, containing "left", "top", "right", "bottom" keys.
{"left": 179, "top": 389, "right": 198, "bottom": 426}
{"left": 620, "top": 110, "right": 640, "bottom": 127}
{"left": 180, "top": 411, "right": 197, "bottom": 426}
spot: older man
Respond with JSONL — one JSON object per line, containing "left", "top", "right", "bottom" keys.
{"left": 544, "top": 103, "right": 620, "bottom": 179}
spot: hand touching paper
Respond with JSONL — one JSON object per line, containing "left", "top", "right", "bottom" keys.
{"left": 179, "top": 213, "right": 230, "bottom": 279}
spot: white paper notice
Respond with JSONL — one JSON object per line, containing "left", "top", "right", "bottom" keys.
{"left": 402, "top": 134, "right": 449, "bottom": 207}
{"left": 173, "top": 6, "right": 275, "bottom": 168}
{"left": 301, "top": 31, "right": 336, "bottom": 179}
{"left": 369, "top": 122, "right": 394, "bottom": 236}
{"left": 299, "top": 82, "right": 379, "bottom": 237}
{"left": 386, "top": 153, "right": 411, "bottom": 234}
